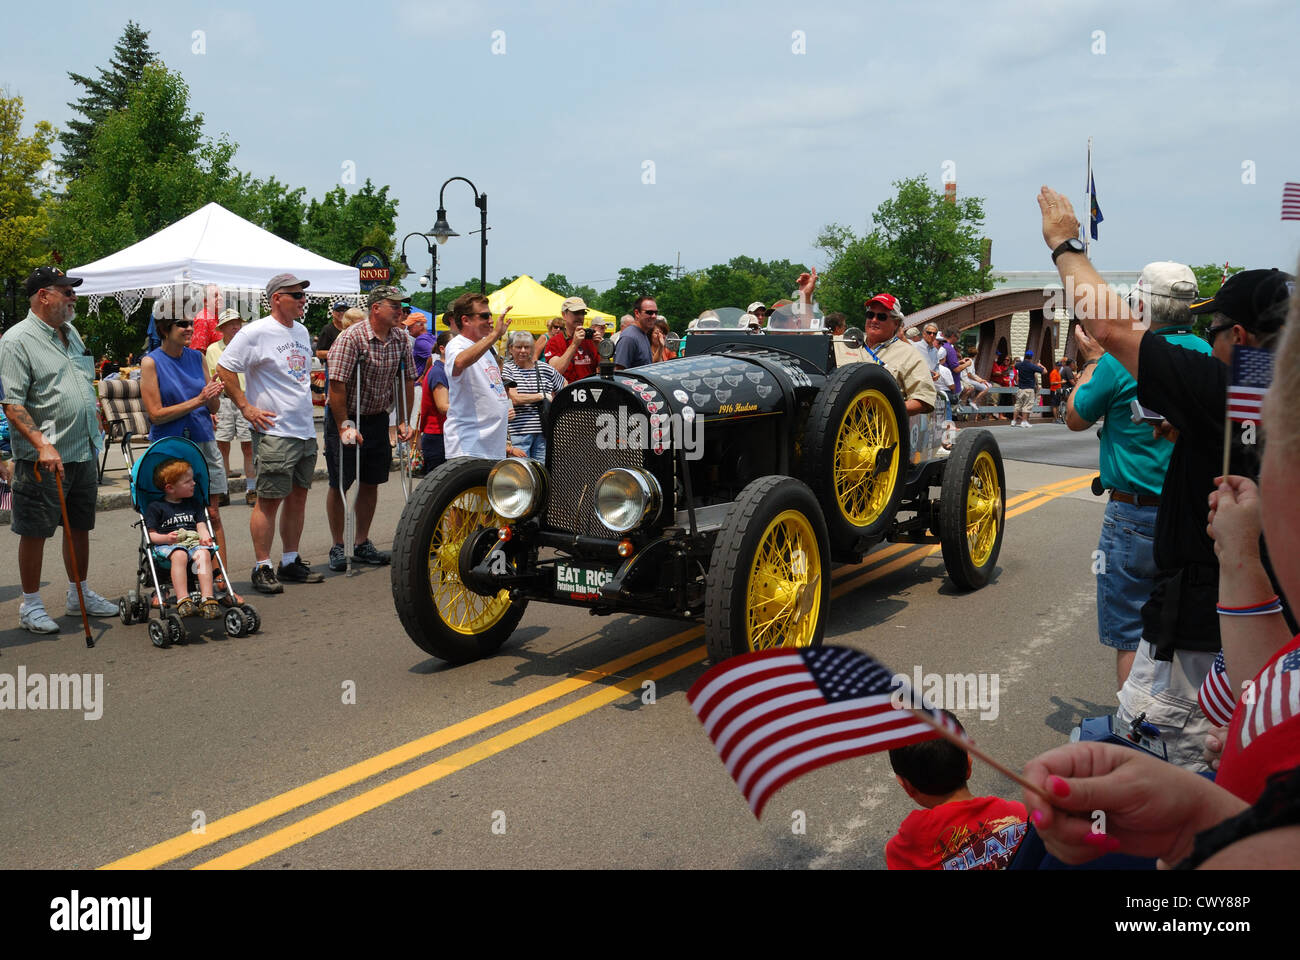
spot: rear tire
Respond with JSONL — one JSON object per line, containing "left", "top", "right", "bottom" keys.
{"left": 938, "top": 429, "right": 1005, "bottom": 590}
{"left": 704, "top": 476, "right": 830, "bottom": 663}
{"left": 391, "top": 458, "right": 528, "bottom": 665}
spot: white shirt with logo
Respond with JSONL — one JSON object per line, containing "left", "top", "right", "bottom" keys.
{"left": 216, "top": 316, "right": 315, "bottom": 439}
{"left": 443, "top": 334, "right": 509, "bottom": 459}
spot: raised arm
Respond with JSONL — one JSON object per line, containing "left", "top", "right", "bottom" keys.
{"left": 1039, "top": 186, "right": 1142, "bottom": 378}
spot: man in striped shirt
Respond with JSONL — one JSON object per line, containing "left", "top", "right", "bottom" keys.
{"left": 323, "top": 285, "right": 416, "bottom": 570}
{"left": 0, "top": 267, "right": 119, "bottom": 633}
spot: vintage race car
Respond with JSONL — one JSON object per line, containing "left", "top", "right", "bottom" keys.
{"left": 391, "top": 315, "right": 1005, "bottom": 665}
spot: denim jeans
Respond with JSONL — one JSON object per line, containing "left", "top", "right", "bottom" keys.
{"left": 1095, "top": 497, "right": 1159, "bottom": 651}
{"left": 510, "top": 432, "right": 546, "bottom": 462}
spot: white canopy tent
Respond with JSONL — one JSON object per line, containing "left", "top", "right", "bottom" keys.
{"left": 71, "top": 202, "right": 362, "bottom": 316}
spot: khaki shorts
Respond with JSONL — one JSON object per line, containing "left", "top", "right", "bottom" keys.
{"left": 1014, "top": 388, "right": 1036, "bottom": 414}
{"left": 1116, "top": 639, "right": 1217, "bottom": 771}
{"left": 215, "top": 396, "right": 252, "bottom": 443}
{"left": 252, "top": 433, "right": 317, "bottom": 499}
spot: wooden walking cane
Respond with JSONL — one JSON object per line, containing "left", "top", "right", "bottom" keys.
{"left": 34, "top": 463, "right": 94, "bottom": 648}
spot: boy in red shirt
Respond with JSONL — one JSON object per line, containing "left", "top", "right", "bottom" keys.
{"left": 886, "top": 711, "right": 1027, "bottom": 869}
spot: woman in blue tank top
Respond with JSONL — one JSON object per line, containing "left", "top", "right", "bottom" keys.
{"left": 141, "top": 299, "right": 242, "bottom": 603}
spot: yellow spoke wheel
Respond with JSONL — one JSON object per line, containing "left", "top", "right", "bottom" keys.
{"left": 803, "top": 363, "right": 909, "bottom": 555}
{"left": 833, "top": 388, "right": 901, "bottom": 528}
{"left": 705, "top": 477, "right": 830, "bottom": 663}
{"left": 392, "top": 459, "right": 528, "bottom": 665}
{"left": 745, "top": 509, "right": 823, "bottom": 651}
{"left": 427, "top": 487, "right": 513, "bottom": 635}
{"left": 938, "top": 430, "right": 1005, "bottom": 590}
{"left": 965, "top": 450, "right": 1001, "bottom": 567}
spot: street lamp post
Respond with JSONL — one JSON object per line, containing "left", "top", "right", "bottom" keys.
{"left": 429, "top": 176, "right": 488, "bottom": 295}
{"left": 399, "top": 231, "right": 438, "bottom": 319}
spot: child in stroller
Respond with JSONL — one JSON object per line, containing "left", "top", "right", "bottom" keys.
{"left": 118, "top": 436, "right": 259, "bottom": 646}
{"left": 146, "top": 458, "right": 220, "bottom": 619}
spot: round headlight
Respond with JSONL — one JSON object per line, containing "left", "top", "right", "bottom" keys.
{"left": 595, "top": 468, "right": 662, "bottom": 533}
{"left": 487, "top": 458, "right": 546, "bottom": 520}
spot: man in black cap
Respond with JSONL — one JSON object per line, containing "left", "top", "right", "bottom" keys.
{"left": 0, "top": 267, "right": 120, "bottom": 633}
{"left": 1039, "top": 185, "right": 1295, "bottom": 768}
{"left": 217, "top": 272, "right": 324, "bottom": 593}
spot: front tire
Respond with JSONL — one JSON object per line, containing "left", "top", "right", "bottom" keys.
{"left": 704, "top": 476, "right": 831, "bottom": 663}
{"left": 938, "top": 429, "right": 1005, "bottom": 590}
{"left": 391, "top": 458, "right": 528, "bottom": 665}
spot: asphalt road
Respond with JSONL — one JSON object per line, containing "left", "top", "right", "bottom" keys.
{"left": 0, "top": 429, "right": 1113, "bottom": 870}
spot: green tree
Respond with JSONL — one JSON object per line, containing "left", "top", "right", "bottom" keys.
{"left": 299, "top": 180, "right": 399, "bottom": 268}
{"left": 59, "top": 20, "right": 156, "bottom": 181}
{"left": 1189, "top": 263, "right": 1243, "bottom": 336}
{"left": 0, "top": 92, "right": 58, "bottom": 301}
{"left": 815, "top": 175, "right": 993, "bottom": 318}
{"left": 49, "top": 63, "right": 243, "bottom": 269}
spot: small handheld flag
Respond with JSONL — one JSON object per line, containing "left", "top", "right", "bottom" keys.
{"left": 1199, "top": 650, "right": 1236, "bottom": 728}
{"left": 1283, "top": 182, "right": 1300, "bottom": 221}
{"left": 1227, "top": 344, "right": 1274, "bottom": 426}
{"left": 688, "top": 646, "right": 1048, "bottom": 817}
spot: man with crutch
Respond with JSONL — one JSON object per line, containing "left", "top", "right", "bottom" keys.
{"left": 0, "top": 267, "right": 120, "bottom": 634}
{"left": 323, "top": 286, "right": 416, "bottom": 571}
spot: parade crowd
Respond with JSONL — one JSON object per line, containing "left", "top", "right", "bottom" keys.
{"left": 2, "top": 182, "right": 1299, "bottom": 871}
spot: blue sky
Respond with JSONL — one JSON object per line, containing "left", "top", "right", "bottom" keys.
{"left": 5, "top": 0, "right": 1299, "bottom": 292}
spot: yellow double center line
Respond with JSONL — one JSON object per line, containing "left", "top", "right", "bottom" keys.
{"left": 102, "top": 469, "right": 1096, "bottom": 870}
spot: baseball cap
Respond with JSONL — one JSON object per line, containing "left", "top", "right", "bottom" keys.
{"left": 266, "top": 273, "right": 310, "bottom": 297}
{"left": 403, "top": 311, "right": 428, "bottom": 327}
{"left": 588, "top": 316, "right": 607, "bottom": 327}
{"left": 216, "top": 308, "right": 243, "bottom": 328}
{"left": 331, "top": 299, "right": 349, "bottom": 312}
{"left": 367, "top": 285, "right": 405, "bottom": 307}
{"left": 561, "top": 296, "right": 588, "bottom": 313}
{"left": 1024, "top": 349, "right": 1034, "bottom": 357}
{"left": 1135, "top": 261, "right": 1198, "bottom": 300}
{"left": 24, "top": 266, "right": 82, "bottom": 297}
{"left": 866, "top": 293, "right": 903, "bottom": 319}
{"left": 747, "top": 301, "right": 767, "bottom": 313}
{"left": 1190, "top": 268, "right": 1296, "bottom": 333}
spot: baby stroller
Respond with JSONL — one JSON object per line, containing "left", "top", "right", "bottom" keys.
{"left": 116, "top": 436, "right": 261, "bottom": 646}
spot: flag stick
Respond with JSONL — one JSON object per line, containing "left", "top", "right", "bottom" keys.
{"left": 908, "top": 707, "right": 1054, "bottom": 804}
{"left": 1085, "top": 137, "right": 1093, "bottom": 259}
{"left": 1222, "top": 391, "right": 1233, "bottom": 479}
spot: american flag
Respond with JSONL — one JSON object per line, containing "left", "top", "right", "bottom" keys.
{"left": 1283, "top": 183, "right": 1300, "bottom": 221}
{"left": 1199, "top": 650, "right": 1236, "bottom": 727}
{"left": 687, "top": 646, "right": 958, "bottom": 818}
{"left": 1227, "top": 345, "right": 1274, "bottom": 425}
{"left": 1221, "top": 262, "right": 1230, "bottom": 287}
{"left": 1236, "top": 648, "right": 1300, "bottom": 750}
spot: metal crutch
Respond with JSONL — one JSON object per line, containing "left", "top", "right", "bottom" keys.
{"left": 342, "top": 353, "right": 365, "bottom": 575}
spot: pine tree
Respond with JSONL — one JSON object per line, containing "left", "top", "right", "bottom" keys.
{"left": 58, "top": 21, "right": 155, "bottom": 180}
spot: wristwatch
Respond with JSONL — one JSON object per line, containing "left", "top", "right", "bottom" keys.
{"left": 1051, "top": 238, "right": 1086, "bottom": 263}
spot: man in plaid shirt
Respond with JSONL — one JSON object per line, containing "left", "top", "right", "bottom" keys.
{"left": 324, "top": 285, "right": 416, "bottom": 570}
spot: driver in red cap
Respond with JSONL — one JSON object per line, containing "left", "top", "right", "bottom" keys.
{"left": 799, "top": 269, "right": 937, "bottom": 415}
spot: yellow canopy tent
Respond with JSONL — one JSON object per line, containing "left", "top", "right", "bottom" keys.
{"left": 474, "top": 274, "right": 615, "bottom": 334}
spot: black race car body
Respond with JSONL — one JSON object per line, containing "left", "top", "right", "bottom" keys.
{"left": 392, "top": 327, "right": 1005, "bottom": 665}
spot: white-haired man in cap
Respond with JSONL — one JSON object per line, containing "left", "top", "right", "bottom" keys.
{"left": 0, "top": 266, "right": 120, "bottom": 633}
{"left": 544, "top": 296, "right": 600, "bottom": 383}
{"left": 206, "top": 307, "right": 257, "bottom": 507}
{"left": 217, "top": 272, "right": 324, "bottom": 594}
{"left": 1039, "top": 185, "right": 1296, "bottom": 769}
{"left": 1065, "top": 261, "right": 1213, "bottom": 689}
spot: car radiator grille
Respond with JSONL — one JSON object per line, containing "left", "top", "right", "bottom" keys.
{"left": 546, "top": 405, "right": 648, "bottom": 538}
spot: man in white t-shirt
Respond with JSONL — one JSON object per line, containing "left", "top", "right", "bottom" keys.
{"left": 216, "top": 272, "right": 324, "bottom": 594}
{"left": 443, "top": 292, "right": 512, "bottom": 459}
